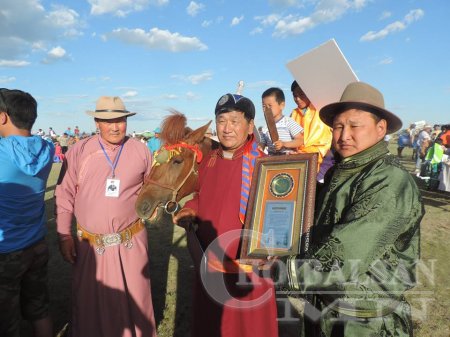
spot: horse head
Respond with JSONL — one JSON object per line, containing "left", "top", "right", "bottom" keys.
{"left": 135, "top": 111, "right": 214, "bottom": 221}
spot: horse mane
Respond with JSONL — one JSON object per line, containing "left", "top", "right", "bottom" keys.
{"left": 160, "top": 109, "right": 188, "bottom": 145}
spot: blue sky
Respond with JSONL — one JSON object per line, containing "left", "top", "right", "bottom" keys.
{"left": 1, "top": 0, "right": 449, "bottom": 135}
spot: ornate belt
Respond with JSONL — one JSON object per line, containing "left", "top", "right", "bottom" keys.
{"left": 76, "top": 219, "right": 145, "bottom": 255}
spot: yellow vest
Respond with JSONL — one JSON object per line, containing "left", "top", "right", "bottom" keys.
{"left": 291, "top": 107, "right": 332, "bottom": 166}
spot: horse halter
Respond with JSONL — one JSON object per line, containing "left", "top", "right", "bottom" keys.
{"left": 146, "top": 142, "right": 203, "bottom": 215}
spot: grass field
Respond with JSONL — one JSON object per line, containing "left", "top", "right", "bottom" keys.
{"left": 22, "top": 144, "right": 450, "bottom": 336}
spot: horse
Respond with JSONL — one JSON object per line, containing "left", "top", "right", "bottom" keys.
{"left": 135, "top": 111, "right": 215, "bottom": 222}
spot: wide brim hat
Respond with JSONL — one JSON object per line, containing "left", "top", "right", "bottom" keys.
{"left": 86, "top": 96, "right": 136, "bottom": 119}
{"left": 319, "top": 82, "right": 402, "bottom": 134}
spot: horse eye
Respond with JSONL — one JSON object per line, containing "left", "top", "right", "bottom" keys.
{"left": 172, "top": 155, "right": 184, "bottom": 164}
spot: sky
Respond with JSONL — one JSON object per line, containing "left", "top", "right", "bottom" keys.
{"left": 1, "top": 0, "right": 449, "bottom": 135}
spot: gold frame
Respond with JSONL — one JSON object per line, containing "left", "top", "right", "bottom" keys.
{"left": 240, "top": 153, "right": 317, "bottom": 261}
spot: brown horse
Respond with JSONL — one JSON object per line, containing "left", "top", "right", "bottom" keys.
{"left": 135, "top": 111, "right": 215, "bottom": 221}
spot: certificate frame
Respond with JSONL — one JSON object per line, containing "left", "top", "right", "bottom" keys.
{"left": 240, "top": 153, "right": 317, "bottom": 262}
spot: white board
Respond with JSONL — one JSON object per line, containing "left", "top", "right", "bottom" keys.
{"left": 286, "top": 39, "right": 358, "bottom": 112}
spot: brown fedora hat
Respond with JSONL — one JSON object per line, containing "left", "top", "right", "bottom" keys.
{"left": 86, "top": 96, "right": 136, "bottom": 119}
{"left": 319, "top": 82, "right": 402, "bottom": 134}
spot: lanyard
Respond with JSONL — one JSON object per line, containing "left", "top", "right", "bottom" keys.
{"left": 99, "top": 140, "right": 124, "bottom": 178}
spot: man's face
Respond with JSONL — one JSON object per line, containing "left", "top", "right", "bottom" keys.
{"left": 262, "top": 95, "right": 285, "bottom": 120}
{"left": 332, "top": 109, "right": 387, "bottom": 158}
{"left": 95, "top": 117, "right": 127, "bottom": 145}
{"left": 292, "top": 87, "right": 311, "bottom": 109}
{"left": 216, "top": 110, "right": 253, "bottom": 153}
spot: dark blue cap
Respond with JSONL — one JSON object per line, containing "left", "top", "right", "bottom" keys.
{"left": 215, "top": 93, "right": 255, "bottom": 120}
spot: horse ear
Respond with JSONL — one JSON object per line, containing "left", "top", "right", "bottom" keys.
{"left": 185, "top": 121, "right": 212, "bottom": 145}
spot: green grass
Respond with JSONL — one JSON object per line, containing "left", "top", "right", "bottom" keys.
{"left": 22, "top": 145, "right": 450, "bottom": 336}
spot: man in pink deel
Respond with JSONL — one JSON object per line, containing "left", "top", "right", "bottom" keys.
{"left": 55, "top": 96, "right": 156, "bottom": 337}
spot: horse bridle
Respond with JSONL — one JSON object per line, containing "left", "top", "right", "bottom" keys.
{"left": 145, "top": 143, "right": 202, "bottom": 215}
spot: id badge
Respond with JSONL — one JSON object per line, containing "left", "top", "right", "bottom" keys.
{"left": 105, "top": 178, "right": 120, "bottom": 197}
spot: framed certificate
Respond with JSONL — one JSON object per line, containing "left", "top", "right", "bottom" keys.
{"left": 240, "top": 153, "right": 317, "bottom": 261}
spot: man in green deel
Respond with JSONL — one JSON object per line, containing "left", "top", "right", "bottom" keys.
{"left": 286, "top": 82, "right": 423, "bottom": 337}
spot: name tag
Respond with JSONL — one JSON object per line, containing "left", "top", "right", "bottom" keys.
{"left": 105, "top": 178, "right": 120, "bottom": 197}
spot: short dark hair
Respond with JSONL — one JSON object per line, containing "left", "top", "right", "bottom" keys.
{"left": 262, "top": 87, "right": 285, "bottom": 104}
{"left": 0, "top": 88, "right": 37, "bottom": 131}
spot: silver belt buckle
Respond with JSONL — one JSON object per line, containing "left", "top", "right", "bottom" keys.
{"left": 101, "top": 233, "right": 122, "bottom": 247}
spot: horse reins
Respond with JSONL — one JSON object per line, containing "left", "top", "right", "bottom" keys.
{"left": 146, "top": 143, "right": 203, "bottom": 215}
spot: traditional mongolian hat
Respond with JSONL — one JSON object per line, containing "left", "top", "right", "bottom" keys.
{"left": 86, "top": 96, "right": 136, "bottom": 119}
{"left": 319, "top": 81, "right": 402, "bottom": 134}
{"left": 215, "top": 93, "right": 255, "bottom": 120}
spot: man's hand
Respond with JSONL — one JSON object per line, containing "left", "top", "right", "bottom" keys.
{"left": 172, "top": 208, "right": 197, "bottom": 230}
{"left": 59, "top": 235, "right": 76, "bottom": 264}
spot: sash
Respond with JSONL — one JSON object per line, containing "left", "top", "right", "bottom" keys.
{"left": 239, "top": 139, "right": 261, "bottom": 224}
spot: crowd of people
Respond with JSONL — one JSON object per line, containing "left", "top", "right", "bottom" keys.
{"left": 0, "top": 81, "right": 430, "bottom": 337}
{"left": 395, "top": 122, "right": 450, "bottom": 190}
{"left": 33, "top": 125, "right": 163, "bottom": 164}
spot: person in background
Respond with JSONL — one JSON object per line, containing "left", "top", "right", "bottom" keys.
{"left": 54, "top": 141, "right": 65, "bottom": 162}
{"left": 286, "top": 82, "right": 423, "bottom": 337}
{"left": 173, "top": 93, "right": 279, "bottom": 337}
{"left": 397, "top": 128, "right": 412, "bottom": 157}
{"left": 0, "top": 88, "right": 55, "bottom": 337}
{"left": 147, "top": 127, "right": 162, "bottom": 155}
{"left": 74, "top": 125, "right": 80, "bottom": 137}
{"left": 260, "top": 87, "right": 304, "bottom": 155}
{"left": 48, "top": 127, "right": 57, "bottom": 140}
{"left": 55, "top": 96, "right": 156, "bottom": 337}
{"left": 439, "top": 124, "right": 450, "bottom": 150}
{"left": 430, "top": 124, "right": 440, "bottom": 140}
{"left": 415, "top": 124, "right": 432, "bottom": 175}
{"left": 58, "top": 132, "right": 69, "bottom": 154}
{"left": 290, "top": 80, "right": 333, "bottom": 182}
{"left": 64, "top": 127, "right": 74, "bottom": 137}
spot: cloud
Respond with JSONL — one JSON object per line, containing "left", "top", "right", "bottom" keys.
{"left": 201, "top": 20, "right": 212, "bottom": 27}
{"left": 379, "top": 57, "right": 393, "bottom": 65}
{"left": 0, "top": 76, "right": 16, "bottom": 83}
{"left": 379, "top": 11, "right": 392, "bottom": 20}
{"left": 123, "top": 90, "right": 138, "bottom": 97}
{"left": 250, "top": 27, "right": 263, "bottom": 35}
{"left": 269, "top": 0, "right": 299, "bottom": 6}
{"left": 171, "top": 71, "right": 213, "bottom": 84}
{"left": 88, "top": 0, "right": 167, "bottom": 16}
{"left": 247, "top": 80, "right": 280, "bottom": 89}
{"left": 188, "top": 72, "right": 212, "bottom": 84}
{"left": 107, "top": 27, "right": 208, "bottom": 52}
{"left": 231, "top": 16, "right": 244, "bottom": 26}
{"left": 0, "top": 60, "right": 30, "bottom": 67}
{"left": 185, "top": 92, "right": 200, "bottom": 100}
{"left": 187, "top": 1, "right": 205, "bottom": 17}
{"left": 41, "top": 46, "right": 70, "bottom": 64}
{"left": 254, "top": 14, "right": 281, "bottom": 27}
{"left": 82, "top": 76, "right": 111, "bottom": 82}
{"left": 164, "top": 94, "right": 178, "bottom": 100}
{"left": 0, "top": 1, "right": 82, "bottom": 60}
{"left": 360, "top": 9, "right": 424, "bottom": 42}
{"left": 46, "top": 6, "right": 80, "bottom": 30}
{"left": 254, "top": 0, "right": 370, "bottom": 38}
